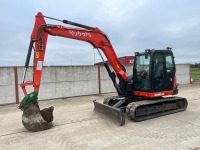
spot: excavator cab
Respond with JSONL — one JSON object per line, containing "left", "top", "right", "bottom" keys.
{"left": 133, "top": 48, "right": 177, "bottom": 94}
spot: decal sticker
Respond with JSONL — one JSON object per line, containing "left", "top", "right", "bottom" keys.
{"left": 35, "top": 52, "right": 39, "bottom": 58}
{"left": 154, "top": 92, "right": 164, "bottom": 97}
{"left": 37, "top": 61, "right": 43, "bottom": 70}
{"left": 69, "top": 30, "right": 91, "bottom": 37}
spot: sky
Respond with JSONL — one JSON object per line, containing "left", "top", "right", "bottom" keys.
{"left": 0, "top": 0, "right": 200, "bottom": 66}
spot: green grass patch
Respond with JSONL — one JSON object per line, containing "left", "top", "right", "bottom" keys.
{"left": 191, "top": 67, "right": 200, "bottom": 81}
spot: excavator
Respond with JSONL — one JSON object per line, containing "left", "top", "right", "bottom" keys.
{"left": 19, "top": 12, "right": 188, "bottom": 132}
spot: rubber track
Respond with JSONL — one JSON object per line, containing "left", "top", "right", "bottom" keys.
{"left": 126, "top": 96, "right": 188, "bottom": 121}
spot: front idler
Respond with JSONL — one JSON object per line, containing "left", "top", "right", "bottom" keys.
{"left": 19, "top": 92, "right": 54, "bottom": 132}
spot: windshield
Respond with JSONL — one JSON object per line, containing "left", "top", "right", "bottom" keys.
{"left": 135, "top": 54, "right": 150, "bottom": 73}
{"left": 134, "top": 54, "right": 150, "bottom": 91}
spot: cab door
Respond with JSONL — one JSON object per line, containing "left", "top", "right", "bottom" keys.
{"left": 152, "top": 52, "right": 165, "bottom": 91}
{"left": 152, "top": 51, "right": 175, "bottom": 92}
{"left": 164, "top": 52, "right": 176, "bottom": 90}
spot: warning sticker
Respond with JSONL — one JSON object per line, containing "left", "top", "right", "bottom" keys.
{"left": 35, "top": 52, "right": 39, "bottom": 58}
{"left": 37, "top": 61, "right": 43, "bottom": 70}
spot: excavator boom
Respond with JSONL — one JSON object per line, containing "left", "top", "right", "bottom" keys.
{"left": 20, "top": 12, "right": 128, "bottom": 131}
{"left": 21, "top": 12, "right": 128, "bottom": 96}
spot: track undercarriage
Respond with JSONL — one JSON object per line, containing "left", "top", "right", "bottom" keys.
{"left": 93, "top": 96, "right": 188, "bottom": 125}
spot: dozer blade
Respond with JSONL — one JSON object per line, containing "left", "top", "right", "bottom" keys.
{"left": 126, "top": 96, "right": 188, "bottom": 122}
{"left": 19, "top": 92, "right": 54, "bottom": 132}
{"left": 93, "top": 100, "right": 125, "bottom": 126}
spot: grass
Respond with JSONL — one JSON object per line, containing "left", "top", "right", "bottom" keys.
{"left": 191, "top": 67, "right": 200, "bottom": 82}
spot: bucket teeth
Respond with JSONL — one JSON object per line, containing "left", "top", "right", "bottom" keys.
{"left": 93, "top": 100, "right": 125, "bottom": 126}
{"left": 22, "top": 101, "right": 54, "bottom": 132}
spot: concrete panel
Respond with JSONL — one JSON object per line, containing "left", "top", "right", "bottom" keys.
{"left": 41, "top": 66, "right": 98, "bottom": 83}
{"left": 176, "top": 64, "right": 190, "bottom": 84}
{"left": 124, "top": 65, "right": 133, "bottom": 75}
{"left": 39, "top": 80, "right": 98, "bottom": 99}
{"left": 100, "top": 65, "right": 116, "bottom": 93}
{"left": 101, "top": 79, "right": 116, "bottom": 93}
{"left": 0, "top": 67, "right": 15, "bottom": 104}
{"left": 100, "top": 65, "right": 133, "bottom": 93}
{"left": 17, "top": 67, "right": 34, "bottom": 101}
{"left": 40, "top": 66, "right": 98, "bottom": 100}
{"left": 17, "top": 66, "right": 98, "bottom": 101}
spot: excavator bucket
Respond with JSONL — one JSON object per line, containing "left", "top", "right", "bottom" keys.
{"left": 19, "top": 92, "right": 54, "bottom": 132}
{"left": 22, "top": 102, "right": 54, "bottom": 132}
{"left": 93, "top": 100, "right": 125, "bottom": 126}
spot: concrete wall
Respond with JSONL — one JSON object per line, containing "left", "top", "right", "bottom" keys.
{"left": 176, "top": 64, "right": 190, "bottom": 84}
{"left": 100, "top": 65, "right": 133, "bottom": 93}
{"left": 0, "top": 67, "right": 16, "bottom": 104}
{"left": 0, "top": 64, "right": 190, "bottom": 104}
{"left": 17, "top": 66, "right": 99, "bottom": 102}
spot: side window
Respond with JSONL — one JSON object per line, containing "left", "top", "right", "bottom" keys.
{"left": 166, "top": 54, "right": 174, "bottom": 73}
{"left": 136, "top": 55, "right": 150, "bottom": 73}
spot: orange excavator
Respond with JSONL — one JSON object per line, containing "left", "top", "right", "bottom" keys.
{"left": 19, "top": 12, "right": 188, "bottom": 132}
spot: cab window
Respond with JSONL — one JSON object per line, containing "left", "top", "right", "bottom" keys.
{"left": 166, "top": 54, "right": 174, "bottom": 73}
